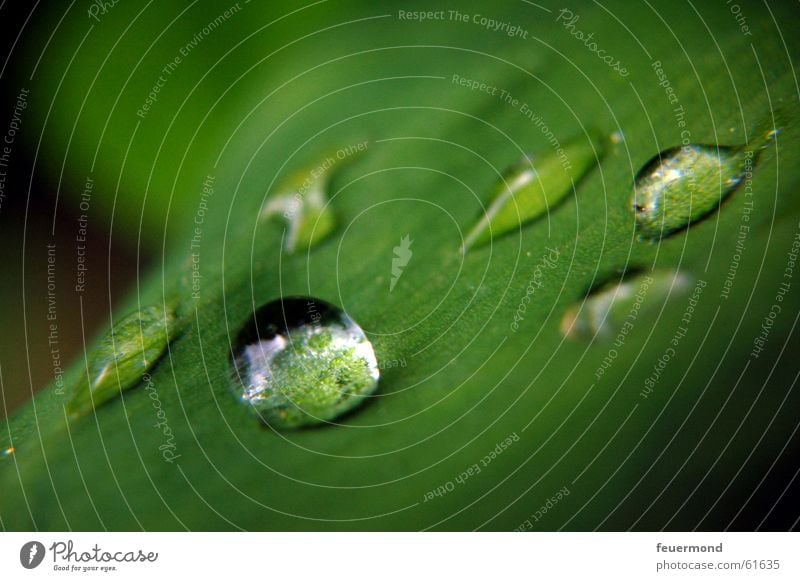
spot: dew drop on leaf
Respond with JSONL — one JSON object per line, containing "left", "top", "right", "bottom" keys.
{"left": 230, "top": 297, "right": 379, "bottom": 429}
{"left": 1, "top": 446, "right": 14, "bottom": 459}
{"left": 561, "top": 270, "right": 692, "bottom": 341}
{"left": 462, "top": 131, "right": 606, "bottom": 252}
{"left": 259, "top": 161, "right": 340, "bottom": 254}
{"left": 67, "top": 305, "right": 182, "bottom": 418}
{"left": 632, "top": 127, "right": 777, "bottom": 240}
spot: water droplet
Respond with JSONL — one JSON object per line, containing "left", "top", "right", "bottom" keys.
{"left": 2, "top": 446, "right": 14, "bottom": 458}
{"left": 230, "top": 297, "right": 379, "bottom": 429}
{"left": 259, "top": 147, "right": 366, "bottom": 254}
{"left": 561, "top": 270, "right": 692, "bottom": 341}
{"left": 632, "top": 126, "right": 777, "bottom": 240}
{"left": 67, "top": 305, "right": 182, "bottom": 418}
{"left": 462, "top": 131, "right": 606, "bottom": 252}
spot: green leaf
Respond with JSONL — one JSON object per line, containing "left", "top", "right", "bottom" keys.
{"left": 3, "top": 0, "right": 800, "bottom": 531}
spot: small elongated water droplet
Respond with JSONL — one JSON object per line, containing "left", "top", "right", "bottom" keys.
{"left": 561, "top": 270, "right": 692, "bottom": 341}
{"left": 2, "top": 446, "right": 14, "bottom": 459}
{"left": 462, "top": 132, "right": 606, "bottom": 252}
{"left": 231, "top": 297, "right": 379, "bottom": 429}
{"left": 67, "top": 305, "right": 181, "bottom": 418}
{"left": 632, "top": 127, "right": 776, "bottom": 240}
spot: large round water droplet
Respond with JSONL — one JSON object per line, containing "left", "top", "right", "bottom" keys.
{"left": 230, "top": 297, "right": 379, "bottom": 429}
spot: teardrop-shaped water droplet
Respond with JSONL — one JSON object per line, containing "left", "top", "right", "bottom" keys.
{"left": 561, "top": 270, "right": 692, "bottom": 341}
{"left": 230, "top": 297, "right": 379, "bottom": 429}
{"left": 632, "top": 126, "right": 777, "bottom": 240}
{"left": 67, "top": 305, "right": 182, "bottom": 418}
{"left": 259, "top": 146, "right": 367, "bottom": 254}
{"left": 462, "top": 131, "right": 606, "bottom": 252}
{"left": 260, "top": 170, "right": 335, "bottom": 254}
{"left": 1, "top": 446, "right": 14, "bottom": 459}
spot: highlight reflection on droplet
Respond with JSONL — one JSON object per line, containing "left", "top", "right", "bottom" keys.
{"left": 230, "top": 297, "right": 379, "bottom": 429}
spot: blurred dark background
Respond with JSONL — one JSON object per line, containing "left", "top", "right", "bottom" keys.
{"left": 0, "top": 3, "right": 141, "bottom": 414}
